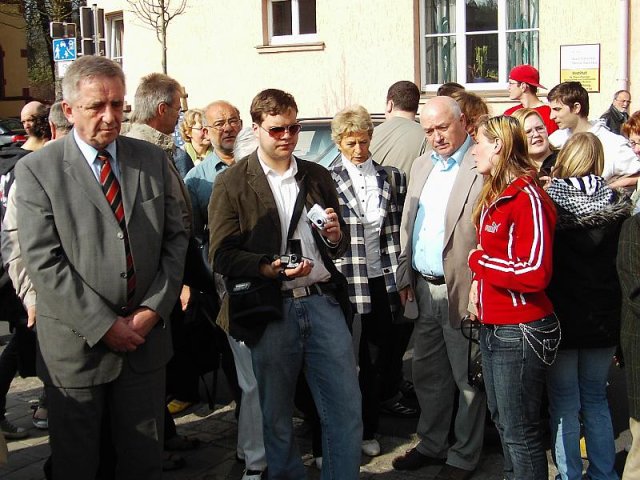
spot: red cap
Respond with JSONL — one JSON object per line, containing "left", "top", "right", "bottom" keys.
{"left": 509, "top": 65, "right": 545, "bottom": 89}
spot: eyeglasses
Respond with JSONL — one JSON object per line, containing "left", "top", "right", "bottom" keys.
{"left": 525, "top": 125, "right": 548, "bottom": 137}
{"left": 257, "top": 123, "right": 302, "bottom": 139}
{"left": 508, "top": 80, "right": 521, "bottom": 86}
{"left": 629, "top": 140, "right": 639, "bottom": 148}
{"left": 203, "top": 118, "right": 241, "bottom": 131}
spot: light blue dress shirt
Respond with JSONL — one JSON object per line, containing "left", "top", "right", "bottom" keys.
{"left": 74, "top": 129, "right": 120, "bottom": 182}
{"left": 412, "top": 135, "right": 473, "bottom": 276}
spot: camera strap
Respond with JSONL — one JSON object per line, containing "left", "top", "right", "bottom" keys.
{"left": 287, "top": 181, "right": 307, "bottom": 242}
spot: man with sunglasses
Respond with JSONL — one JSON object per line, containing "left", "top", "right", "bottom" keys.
{"left": 209, "top": 89, "right": 363, "bottom": 479}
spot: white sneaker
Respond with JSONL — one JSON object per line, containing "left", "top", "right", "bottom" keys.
{"left": 361, "top": 438, "right": 381, "bottom": 456}
{"left": 241, "top": 469, "right": 264, "bottom": 480}
{"left": 314, "top": 456, "right": 323, "bottom": 469}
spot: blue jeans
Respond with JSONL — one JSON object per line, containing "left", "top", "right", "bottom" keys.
{"left": 547, "top": 347, "right": 619, "bottom": 480}
{"left": 251, "top": 292, "right": 362, "bottom": 480}
{"left": 481, "top": 315, "right": 560, "bottom": 480}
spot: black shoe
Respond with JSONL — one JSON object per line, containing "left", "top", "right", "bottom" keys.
{"left": 380, "top": 400, "right": 419, "bottom": 418}
{"left": 392, "top": 447, "right": 446, "bottom": 471}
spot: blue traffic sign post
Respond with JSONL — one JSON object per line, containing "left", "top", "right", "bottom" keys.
{"left": 53, "top": 38, "right": 77, "bottom": 62}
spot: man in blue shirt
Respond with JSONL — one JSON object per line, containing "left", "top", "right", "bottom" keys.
{"left": 394, "top": 96, "right": 485, "bottom": 480}
{"left": 184, "top": 100, "right": 242, "bottom": 241}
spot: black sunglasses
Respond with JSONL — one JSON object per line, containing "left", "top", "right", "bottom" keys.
{"left": 258, "top": 123, "right": 302, "bottom": 139}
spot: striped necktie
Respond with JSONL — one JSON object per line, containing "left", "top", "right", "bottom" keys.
{"left": 97, "top": 150, "right": 136, "bottom": 304}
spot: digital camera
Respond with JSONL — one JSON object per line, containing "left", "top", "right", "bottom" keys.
{"left": 307, "top": 204, "right": 327, "bottom": 230}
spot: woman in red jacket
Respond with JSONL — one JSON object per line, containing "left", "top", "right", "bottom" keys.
{"left": 468, "top": 115, "right": 560, "bottom": 480}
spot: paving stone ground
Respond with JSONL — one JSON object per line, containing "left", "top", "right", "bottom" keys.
{"left": 0, "top": 330, "right": 631, "bottom": 479}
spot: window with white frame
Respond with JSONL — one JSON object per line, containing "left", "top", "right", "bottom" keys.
{"left": 421, "top": 0, "right": 539, "bottom": 90}
{"left": 268, "top": 0, "right": 317, "bottom": 45}
{"left": 106, "top": 13, "right": 124, "bottom": 66}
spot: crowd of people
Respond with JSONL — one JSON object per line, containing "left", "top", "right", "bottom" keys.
{"left": 1, "top": 55, "right": 640, "bottom": 480}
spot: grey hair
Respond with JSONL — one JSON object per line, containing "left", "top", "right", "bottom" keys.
{"left": 48, "top": 101, "right": 72, "bottom": 132}
{"left": 614, "top": 89, "right": 631, "bottom": 100}
{"left": 130, "top": 73, "right": 182, "bottom": 124}
{"left": 61, "top": 56, "right": 125, "bottom": 104}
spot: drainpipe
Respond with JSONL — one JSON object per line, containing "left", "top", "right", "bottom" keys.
{"left": 618, "top": 0, "right": 630, "bottom": 90}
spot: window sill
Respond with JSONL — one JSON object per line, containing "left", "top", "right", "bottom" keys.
{"left": 256, "top": 42, "right": 325, "bottom": 54}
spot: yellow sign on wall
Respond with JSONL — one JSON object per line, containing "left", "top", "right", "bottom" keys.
{"left": 560, "top": 44, "right": 600, "bottom": 93}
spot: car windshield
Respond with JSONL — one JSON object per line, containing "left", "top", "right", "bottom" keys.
{"left": 0, "top": 118, "right": 23, "bottom": 132}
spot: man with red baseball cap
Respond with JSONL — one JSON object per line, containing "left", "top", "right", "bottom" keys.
{"left": 504, "top": 64, "right": 558, "bottom": 134}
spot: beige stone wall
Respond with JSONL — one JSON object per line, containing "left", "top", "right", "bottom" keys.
{"left": 97, "top": 0, "right": 637, "bottom": 125}
{"left": 538, "top": 0, "right": 631, "bottom": 119}
{"left": 0, "top": 4, "right": 28, "bottom": 117}
{"left": 96, "top": 0, "right": 416, "bottom": 120}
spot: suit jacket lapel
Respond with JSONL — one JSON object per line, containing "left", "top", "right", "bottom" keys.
{"left": 332, "top": 164, "right": 362, "bottom": 217}
{"left": 62, "top": 134, "right": 119, "bottom": 228}
{"left": 444, "top": 149, "right": 478, "bottom": 248}
{"left": 246, "top": 152, "right": 282, "bottom": 235}
{"left": 116, "top": 137, "right": 141, "bottom": 226}
{"left": 375, "top": 164, "right": 390, "bottom": 230}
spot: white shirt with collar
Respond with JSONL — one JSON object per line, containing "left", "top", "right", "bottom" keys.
{"left": 342, "top": 155, "right": 382, "bottom": 277}
{"left": 258, "top": 153, "right": 331, "bottom": 288}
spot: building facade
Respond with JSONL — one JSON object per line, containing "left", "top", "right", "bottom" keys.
{"left": 93, "top": 0, "right": 637, "bottom": 121}
{"left": 0, "top": 3, "right": 29, "bottom": 117}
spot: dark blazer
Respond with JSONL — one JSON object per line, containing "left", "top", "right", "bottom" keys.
{"left": 618, "top": 213, "right": 640, "bottom": 418}
{"left": 208, "top": 152, "right": 350, "bottom": 331}
{"left": 329, "top": 160, "right": 406, "bottom": 314}
{"left": 15, "top": 133, "right": 188, "bottom": 387}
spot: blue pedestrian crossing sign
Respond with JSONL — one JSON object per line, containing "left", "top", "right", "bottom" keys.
{"left": 53, "top": 38, "right": 77, "bottom": 62}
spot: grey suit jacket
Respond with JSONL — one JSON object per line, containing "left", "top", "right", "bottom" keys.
{"left": 396, "top": 146, "right": 483, "bottom": 328}
{"left": 15, "top": 133, "right": 188, "bottom": 388}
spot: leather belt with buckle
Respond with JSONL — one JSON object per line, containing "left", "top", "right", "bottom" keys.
{"left": 419, "top": 273, "right": 445, "bottom": 285}
{"left": 282, "top": 284, "right": 323, "bottom": 299}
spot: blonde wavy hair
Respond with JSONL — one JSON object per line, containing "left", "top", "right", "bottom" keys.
{"left": 179, "top": 108, "right": 205, "bottom": 143}
{"left": 552, "top": 132, "right": 604, "bottom": 178}
{"left": 472, "top": 115, "right": 539, "bottom": 226}
{"left": 331, "top": 105, "right": 374, "bottom": 145}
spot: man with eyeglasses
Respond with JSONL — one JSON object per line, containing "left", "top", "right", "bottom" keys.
{"left": 601, "top": 89, "right": 631, "bottom": 135}
{"left": 184, "top": 100, "right": 242, "bottom": 242}
{"left": 209, "top": 88, "right": 362, "bottom": 479}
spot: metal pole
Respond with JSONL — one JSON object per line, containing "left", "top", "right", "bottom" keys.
{"left": 92, "top": 4, "right": 99, "bottom": 55}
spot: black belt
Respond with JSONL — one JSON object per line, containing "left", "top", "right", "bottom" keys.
{"left": 282, "top": 283, "right": 325, "bottom": 299}
{"left": 418, "top": 272, "right": 445, "bottom": 285}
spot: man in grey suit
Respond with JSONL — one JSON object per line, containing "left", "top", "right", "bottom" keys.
{"left": 392, "top": 96, "right": 485, "bottom": 480}
{"left": 15, "top": 56, "right": 188, "bottom": 479}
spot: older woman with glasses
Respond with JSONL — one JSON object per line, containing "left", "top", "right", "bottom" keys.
{"left": 174, "top": 108, "right": 213, "bottom": 177}
{"left": 328, "top": 105, "right": 407, "bottom": 457}
{"left": 512, "top": 108, "right": 558, "bottom": 177}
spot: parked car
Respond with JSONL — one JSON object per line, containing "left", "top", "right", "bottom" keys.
{"left": 295, "top": 115, "right": 387, "bottom": 168}
{"left": 0, "top": 118, "right": 26, "bottom": 148}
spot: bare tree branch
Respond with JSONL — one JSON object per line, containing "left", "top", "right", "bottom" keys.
{"left": 126, "top": 0, "right": 187, "bottom": 73}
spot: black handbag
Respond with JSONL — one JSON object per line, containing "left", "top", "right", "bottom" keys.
{"left": 461, "top": 315, "right": 484, "bottom": 392}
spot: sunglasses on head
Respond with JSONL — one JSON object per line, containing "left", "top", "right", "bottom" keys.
{"left": 258, "top": 123, "right": 302, "bottom": 139}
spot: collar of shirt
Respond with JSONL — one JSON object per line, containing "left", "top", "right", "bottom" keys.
{"left": 202, "top": 149, "right": 229, "bottom": 172}
{"left": 257, "top": 153, "right": 298, "bottom": 180}
{"left": 341, "top": 154, "right": 376, "bottom": 176}
{"left": 73, "top": 129, "right": 119, "bottom": 181}
{"left": 430, "top": 134, "right": 473, "bottom": 171}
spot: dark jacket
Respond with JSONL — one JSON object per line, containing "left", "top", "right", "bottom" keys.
{"left": 547, "top": 179, "right": 631, "bottom": 349}
{"left": 600, "top": 104, "right": 629, "bottom": 136}
{"left": 208, "top": 152, "right": 350, "bottom": 338}
{"left": 618, "top": 213, "right": 640, "bottom": 418}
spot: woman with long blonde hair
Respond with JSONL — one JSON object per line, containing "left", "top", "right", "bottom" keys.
{"left": 545, "top": 132, "right": 630, "bottom": 480}
{"left": 468, "top": 115, "right": 559, "bottom": 480}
